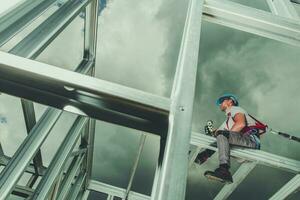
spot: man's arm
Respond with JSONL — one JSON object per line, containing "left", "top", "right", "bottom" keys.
{"left": 230, "top": 113, "right": 246, "bottom": 133}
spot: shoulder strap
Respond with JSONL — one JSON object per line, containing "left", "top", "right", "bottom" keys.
{"left": 248, "top": 114, "right": 267, "bottom": 127}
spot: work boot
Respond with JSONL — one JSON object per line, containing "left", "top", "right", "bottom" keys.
{"left": 204, "top": 165, "right": 233, "bottom": 184}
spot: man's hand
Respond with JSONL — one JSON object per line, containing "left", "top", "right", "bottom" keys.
{"left": 230, "top": 113, "right": 246, "bottom": 133}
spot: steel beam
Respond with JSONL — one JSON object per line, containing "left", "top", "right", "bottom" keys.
{"left": 67, "top": 172, "right": 86, "bottom": 200}
{"left": 190, "top": 132, "right": 300, "bottom": 173}
{"left": 0, "top": 0, "right": 57, "bottom": 46}
{"left": 82, "top": 190, "right": 90, "bottom": 200}
{"left": 188, "top": 146, "right": 202, "bottom": 167}
{"left": 9, "top": 0, "right": 92, "bottom": 59}
{"left": 21, "top": 100, "right": 44, "bottom": 178}
{"left": 82, "top": 0, "right": 99, "bottom": 193}
{"left": 214, "top": 161, "right": 257, "bottom": 200}
{"left": 151, "top": 0, "right": 203, "bottom": 199}
{"left": 31, "top": 116, "right": 88, "bottom": 200}
{"left": 269, "top": 174, "right": 300, "bottom": 200}
{"left": 11, "top": 185, "right": 34, "bottom": 198}
{"left": 7, "top": 0, "right": 93, "bottom": 180}
{"left": 203, "top": 0, "right": 300, "bottom": 47}
{"left": 0, "top": 51, "right": 170, "bottom": 134}
{"left": 83, "top": 0, "right": 99, "bottom": 62}
{"left": 57, "top": 154, "right": 85, "bottom": 200}
{"left": 266, "top": 0, "right": 300, "bottom": 19}
{"left": 0, "top": 108, "right": 62, "bottom": 199}
{"left": 125, "top": 134, "right": 146, "bottom": 200}
{"left": 0, "top": 154, "right": 46, "bottom": 176}
{"left": 88, "top": 180, "right": 150, "bottom": 200}
{"left": 291, "top": 0, "right": 300, "bottom": 4}
{"left": 107, "top": 195, "right": 114, "bottom": 200}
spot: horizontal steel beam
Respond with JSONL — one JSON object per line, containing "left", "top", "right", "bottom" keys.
{"left": 0, "top": 51, "right": 170, "bottom": 134}
{"left": 0, "top": 0, "right": 57, "bottom": 46}
{"left": 190, "top": 132, "right": 300, "bottom": 173}
{"left": 88, "top": 180, "right": 150, "bottom": 200}
{"left": 203, "top": 0, "right": 300, "bottom": 47}
{"left": 9, "top": 0, "right": 92, "bottom": 59}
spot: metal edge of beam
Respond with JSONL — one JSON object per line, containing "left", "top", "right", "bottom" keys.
{"left": 66, "top": 172, "right": 87, "bottom": 200}
{"left": 0, "top": 0, "right": 57, "bottom": 46}
{"left": 31, "top": 116, "right": 88, "bottom": 200}
{"left": 188, "top": 146, "right": 202, "bottom": 167}
{"left": 82, "top": 0, "right": 99, "bottom": 194}
{"left": 0, "top": 51, "right": 170, "bottom": 112}
{"left": 6, "top": 0, "right": 92, "bottom": 180}
{"left": 9, "top": 0, "right": 92, "bottom": 59}
{"left": 88, "top": 180, "right": 150, "bottom": 200}
{"left": 107, "top": 194, "right": 114, "bottom": 200}
{"left": 151, "top": 0, "right": 203, "bottom": 199}
{"left": 214, "top": 161, "right": 257, "bottom": 200}
{"left": 125, "top": 134, "right": 147, "bottom": 200}
{"left": 203, "top": 0, "right": 300, "bottom": 47}
{"left": 56, "top": 154, "right": 86, "bottom": 200}
{"left": 269, "top": 174, "right": 300, "bottom": 200}
{"left": 0, "top": 51, "right": 170, "bottom": 134}
{"left": 190, "top": 132, "right": 300, "bottom": 173}
{"left": 291, "top": 0, "right": 300, "bottom": 4}
{"left": 82, "top": 190, "right": 90, "bottom": 200}
{"left": 266, "top": 0, "right": 300, "bottom": 19}
{"left": 0, "top": 155, "right": 46, "bottom": 176}
{"left": 0, "top": 108, "right": 63, "bottom": 199}
{"left": 11, "top": 185, "right": 34, "bottom": 198}
{"left": 21, "top": 100, "right": 44, "bottom": 178}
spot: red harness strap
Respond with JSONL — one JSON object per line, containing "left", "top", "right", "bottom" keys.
{"left": 243, "top": 114, "right": 268, "bottom": 135}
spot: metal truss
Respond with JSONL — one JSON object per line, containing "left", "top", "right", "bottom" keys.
{"left": 0, "top": 0, "right": 299, "bottom": 200}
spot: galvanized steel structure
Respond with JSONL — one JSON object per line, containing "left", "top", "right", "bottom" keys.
{"left": 0, "top": 0, "right": 299, "bottom": 199}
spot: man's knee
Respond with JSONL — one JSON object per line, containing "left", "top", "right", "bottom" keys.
{"left": 216, "top": 130, "right": 230, "bottom": 139}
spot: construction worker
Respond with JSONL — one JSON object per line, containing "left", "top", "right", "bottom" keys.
{"left": 196, "top": 94, "right": 261, "bottom": 183}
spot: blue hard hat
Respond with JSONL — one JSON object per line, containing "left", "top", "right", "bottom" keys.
{"left": 216, "top": 93, "right": 239, "bottom": 106}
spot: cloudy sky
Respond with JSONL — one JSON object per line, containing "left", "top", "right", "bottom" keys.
{"left": 1, "top": 0, "right": 300, "bottom": 200}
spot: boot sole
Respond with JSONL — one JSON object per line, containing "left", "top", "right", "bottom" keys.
{"left": 205, "top": 174, "right": 233, "bottom": 184}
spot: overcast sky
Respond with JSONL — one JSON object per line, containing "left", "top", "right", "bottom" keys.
{"left": 1, "top": 0, "right": 300, "bottom": 200}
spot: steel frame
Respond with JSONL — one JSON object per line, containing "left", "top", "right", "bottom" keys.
{"left": 0, "top": 0, "right": 299, "bottom": 200}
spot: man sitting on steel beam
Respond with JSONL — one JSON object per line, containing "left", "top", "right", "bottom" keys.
{"left": 196, "top": 94, "right": 264, "bottom": 184}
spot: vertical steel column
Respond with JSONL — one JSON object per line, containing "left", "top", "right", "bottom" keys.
{"left": 125, "top": 134, "right": 147, "bottom": 200}
{"left": 81, "top": 0, "right": 99, "bottom": 191}
{"left": 151, "top": 0, "right": 203, "bottom": 199}
{"left": 266, "top": 0, "right": 300, "bottom": 19}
